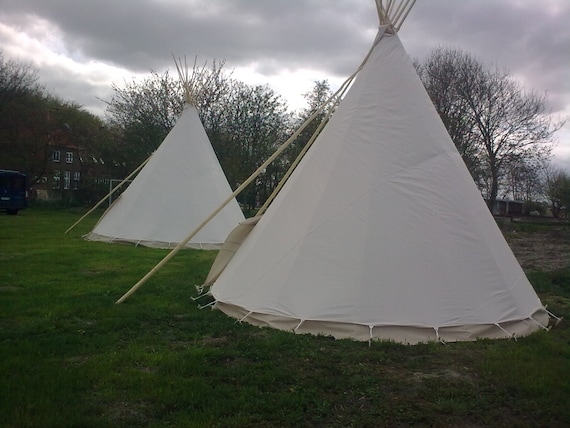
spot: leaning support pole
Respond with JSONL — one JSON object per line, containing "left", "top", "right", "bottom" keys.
{"left": 115, "top": 188, "right": 243, "bottom": 303}
{"left": 115, "top": 33, "right": 385, "bottom": 304}
{"left": 64, "top": 154, "right": 152, "bottom": 234}
{"left": 257, "top": 92, "right": 340, "bottom": 216}
{"left": 257, "top": 69, "right": 358, "bottom": 216}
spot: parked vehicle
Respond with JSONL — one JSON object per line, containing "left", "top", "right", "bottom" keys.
{"left": 0, "top": 169, "right": 28, "bottom": 215}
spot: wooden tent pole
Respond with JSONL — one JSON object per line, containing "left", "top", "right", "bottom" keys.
{"left": 115, "top": 100, "right": 338, "bottom": 304}
{"left": 65, "top": 154, "right": 152, "bottom": 234}
{"left": 116, "top": 18, "right": 396, "bottom": 304}
{"left": 391, "top": 0, "right": 406, "bottom": 26}
{"left": 258, "top": 81, "right": 351, "bottom": 215}
{"left": 385, "top": 0, "right": 394, "bottom": 17}
{"left": 395, "top": 0, "right": 415, "bottom": 31}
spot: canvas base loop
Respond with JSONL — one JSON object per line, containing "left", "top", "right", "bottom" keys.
{"left": 433, "top": 328, "right": 447, "bottom": 345}
{"left": 238, "top": 311, "right": 253, "bottom": 323}
{"left": 529, "top": 316, "right": 550, "bottom": 331}
{"left": 198, "top": 300, "right": 215, "bottom": 310}
{"left": 545, "top": 307, "right": 563, "bottom": 326}
{"left": 495, "top": 323, "right": 516, "bottom": 340}
{"left": 191, "top": 292, "right": 209, "bottom": 302}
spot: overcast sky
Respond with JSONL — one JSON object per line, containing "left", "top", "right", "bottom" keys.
{"left": 1, "top": 0, "right": 569, "bottom": 168}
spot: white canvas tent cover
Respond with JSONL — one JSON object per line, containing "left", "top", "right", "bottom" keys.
{"left": 86, "top": 70, "right": 244, "bottom": 249}
{"left": 206, "top": 0, "right": 551, "bottom": 343}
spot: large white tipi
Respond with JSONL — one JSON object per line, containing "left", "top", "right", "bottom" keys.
{"left": 205, "top": 0, "right": 551, "bottom": 343}
{"left": 86, "top": 61, "right": 244, "bottom": 249}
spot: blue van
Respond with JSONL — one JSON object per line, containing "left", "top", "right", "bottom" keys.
{"left": 0, "top": 169, "right": 28, "bottom": 215}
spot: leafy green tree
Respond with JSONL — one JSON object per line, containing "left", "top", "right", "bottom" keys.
{"left": 0, "top": 52, "right": 44, "bottom": 172}
{"left": 0, "top": 52, "right": 104, "bottom": 189}
{"left": 214, "top": 82, "right": 292, "bottom": 208}
{"left": 103, "top": 61, "right": 293, "bottom": 209}
{"left": 104, "top": 70, "right": 184, "bottom": 171}
{"left": 286, "top": 80, "right": 334, "bottom": 165}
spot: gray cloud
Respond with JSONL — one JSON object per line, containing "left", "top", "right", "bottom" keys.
{"left": 0, "top": 0, "right": 374, "bottom": 74}
{"left": 404, "top": 0, "right": 570, "bottom": 113}
{"left": 0, "top": 0, "right": 568, "bottom": 160}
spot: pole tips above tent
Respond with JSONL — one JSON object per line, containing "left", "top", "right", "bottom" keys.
{"left": 173, "top": 55, "right": 212, "bottom": 107}
{"left": 375, "top": 0, "right": 416, "bottom": 33}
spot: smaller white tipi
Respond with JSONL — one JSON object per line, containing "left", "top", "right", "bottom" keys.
{"left": 86, "top": 60, "right": 244, "bottom": 249}
{"left": 204, "top": 0, "right": 552, "bottom": 344}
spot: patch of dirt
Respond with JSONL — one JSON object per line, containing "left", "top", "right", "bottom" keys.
{"left": 0, "top": 286, "right": 22, "bottom": 291}
{"left": 412, "top": 368, "right": 466, "bottom": 381}
{"left": 502, "top": 226, "right": 570, "bottom": 271}
{"left": 104, "top": 401, "right": 148, "bottom": 425}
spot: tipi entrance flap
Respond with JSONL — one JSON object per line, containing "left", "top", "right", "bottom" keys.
{"left": 203, "top": 216, "right": 262, "bottom": 286}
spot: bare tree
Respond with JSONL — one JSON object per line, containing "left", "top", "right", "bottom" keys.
{"left": 460, "top": 66, "right": 559, "bottom": 207}
{"left": 543, "top": 164, "right": 570, "bottom": 218}
{"left": 417, "top": 47, "right": 564, "bottom": 209}
{"left": 415, "top": 49, "right": 482, "bottom": 184}
{"left": 501, "top": 156, "right": 547, "bottom": 202}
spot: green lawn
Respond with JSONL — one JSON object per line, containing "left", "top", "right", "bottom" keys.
{"left": 1, "top": 209, "right": 569, "bottom": 427}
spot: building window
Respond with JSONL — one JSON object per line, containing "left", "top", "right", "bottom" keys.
{"left": 52, "top": 150, "right": 61, "bottom": 162}
{"left": 66, "top": 152, "right": 73, "bottom": 163}
{"left": 73, "top": 172, "right": 80, "bottom": 190}
{"left": 53, "top": 170, "right": 60, "bottom": 189}
{"left": 63, "top": 171, "right": 71, "bottom": 189}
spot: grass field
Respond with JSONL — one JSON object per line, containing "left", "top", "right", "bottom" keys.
{"left": 1, "top": 209, "right": 569, "bottom": 427}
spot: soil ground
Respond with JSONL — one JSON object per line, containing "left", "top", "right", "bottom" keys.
{"left": 500, "top": 219, "right": 570, "bottom": 271}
